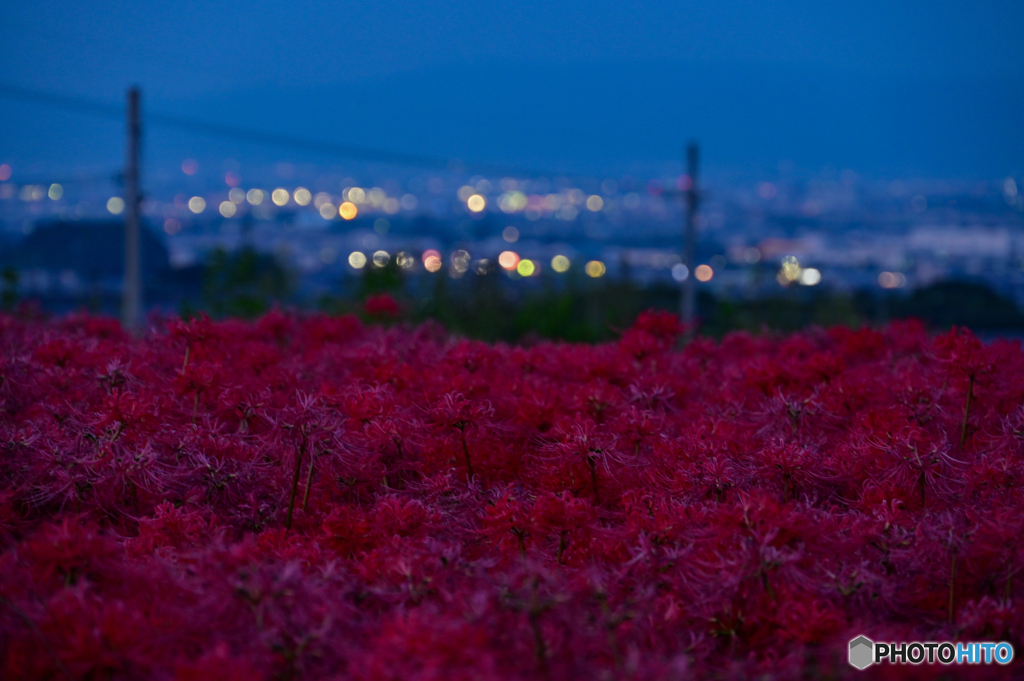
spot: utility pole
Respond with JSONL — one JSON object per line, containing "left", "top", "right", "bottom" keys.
{"left": 681, "top": 141, "right": 700, "bottom": 336}
{"left": 122, "top": 86, "right": 142, "bottom": 333}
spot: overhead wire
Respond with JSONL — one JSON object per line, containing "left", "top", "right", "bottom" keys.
{"left": 0, "top": 82, "right": 558, "bottom": 178}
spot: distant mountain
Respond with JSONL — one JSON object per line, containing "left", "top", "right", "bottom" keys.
{"left": 0, "top": 220, "right": 203, "bottom": 315}
{"left": 3, "top": 220, "right": 169, "bottom": 282}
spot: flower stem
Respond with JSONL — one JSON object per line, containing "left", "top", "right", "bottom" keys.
{"left": 949, "top": 551, "right": 957, "bottom": 626}
{"left": 286, "top": 445, "right": 303, "bottom": 530}
{"left": 461, "top": 429, "right": 474, "bottom": 481}
{"left": 301, "top": 452, "right": 315, "bottom": 512}
{"left": 587, "top": 455, "right": 600, "bottom": 503}
{"left": 960, "top": 374, "right": 974, "bottom": 450}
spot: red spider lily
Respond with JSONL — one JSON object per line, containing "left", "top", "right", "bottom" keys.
{"left": 0, "top": 311, "right": 1023, "bottom": 679}
{"left": 363, "top": 293, "right": 401, "bottom": 319}
{"left": 428, "top": 391, "right": 494, "bottom": 483}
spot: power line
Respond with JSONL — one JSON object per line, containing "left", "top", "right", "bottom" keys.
{"left": 0, "top": 82, "right": 556, "bottom": 178}
{"left": 0, "top": 83, "right": 124, "bottom": 120}
{"left": 6, "top": 171, "right": 122, "bottom": 187}
{"left": 147, "top": 109, "right": 461, "bottom": 171}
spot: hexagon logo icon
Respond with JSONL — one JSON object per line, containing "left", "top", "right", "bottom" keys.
{"left": 849, "top": 635, "right": 874, "bottom": 670}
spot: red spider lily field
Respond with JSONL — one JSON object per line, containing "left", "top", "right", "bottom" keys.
{"left": 2, "top": 309, "right": 1023, "bottom": 680}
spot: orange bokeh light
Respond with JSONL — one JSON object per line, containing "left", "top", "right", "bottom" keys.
{"left": 339, "top": 202, "right": 358, "bottom": 220}
{"left": 498, "top": 251, "right": 519, "bottom": 269}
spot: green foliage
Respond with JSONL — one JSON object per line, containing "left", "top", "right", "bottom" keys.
{"left": 196, "top": 253, "right": 1024, "bottom": 341}
{"left": 703, "top": 289, "right": 863, "bottom": 335}
{"left": 892, "top": 281, "right": 1024, "bottom": 329}
{"left": 408, "top": 273, "right": 681, "bottom": 343}
{"left": 0, "top": 267, "right": 17, "bottom": 311}
{"left": 358, "top": 258, "right": 404, "bottom": 297}
{"left": 197, "top": 246, "right": 293, "bottom": 319}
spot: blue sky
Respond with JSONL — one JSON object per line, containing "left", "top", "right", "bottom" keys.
{"left": 1, "top": 1, "right": 1022, "bottom": 178}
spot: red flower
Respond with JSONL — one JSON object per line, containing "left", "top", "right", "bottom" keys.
{"left": 364, "top": 293, "right": 401, "bottom": 319}
{"left": 1, "top": 311, "right": 1023, "bottom": 679}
